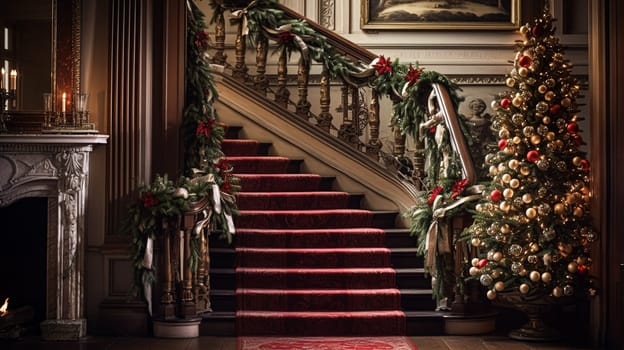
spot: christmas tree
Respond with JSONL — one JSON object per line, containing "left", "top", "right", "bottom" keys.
{"left": 465, "top": 6, "right": 597, "bottom": 302}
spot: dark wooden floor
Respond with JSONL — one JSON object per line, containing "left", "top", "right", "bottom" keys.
{"left": 1, "top": 335, "right": 593, "bottom": 350}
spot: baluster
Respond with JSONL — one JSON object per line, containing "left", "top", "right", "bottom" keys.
{"left": 296, "top": 57, "right": 311, "bottom": 118}
{"left": 254, "top": 36, "right": 269, "bottom": 95}
{"left": 352, "top": 87, "right": 361, "bottom": 141}
{"left": 195, "top": 226, "right": 211, "bottom": 313}
{"left": 179, "top": 214, "right": 197, "bottom": 318}
{"left": 412, "top": 133, "right": 426, "bottom": 190}
{"left": 232, "top": 19, "right": 248, "bottom": 82}
{"left": 212, "top": 10, "right": 227, "bottom": 65}
{"left": 275, "top": 48, "right": 290, "bottom": 108}
{"left": 366, "top": 90, "right": 381, "bottom": 160}
{"left": 160, "top": 219, "right": 175, "bottom": 319}
{"left": 338, "top": 83, "right": 353, "bottom": 144}
{"left": 392, "top": 125, "right": 406, "bottom": 157}
{"left": 317, "top": 65, "right": 333, "bottom": 132}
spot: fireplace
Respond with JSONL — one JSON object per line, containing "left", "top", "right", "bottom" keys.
{"left": 0, "top": 197, "right": 47, "bottom": 336}
{"left": 0, "top": 134, "right": 107, "bottom": 340}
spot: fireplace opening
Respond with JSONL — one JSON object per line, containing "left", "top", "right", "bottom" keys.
{"left": 0, "top": 197, "right": 48, "bottom": 335}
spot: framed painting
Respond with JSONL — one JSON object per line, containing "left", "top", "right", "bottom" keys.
{"left": 361, "top": 0, "right": 521, "bottom": 31}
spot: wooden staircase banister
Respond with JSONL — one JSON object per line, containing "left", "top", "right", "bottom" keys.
{"left": 275, "top": 4, "right": 378, "bottom": 64}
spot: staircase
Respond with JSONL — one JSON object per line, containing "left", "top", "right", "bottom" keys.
{"left": 201, "top": 125, "right": 445, "bottom": 336}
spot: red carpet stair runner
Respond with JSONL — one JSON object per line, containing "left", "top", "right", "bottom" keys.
{"left": 205, "top": 126, "right": 438, "bottom": 336}
{"left": 225, "top": 134, "right": 405, "bottom": 337}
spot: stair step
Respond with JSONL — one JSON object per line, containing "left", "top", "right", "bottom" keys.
{"left": 391, "top": 247, "right": 424, "bottom": 267}
{"left": 221, "top": 139, "right": 260, "bottom": 156}
{"left": 234, "top": 228, "right": 387, "bottom": 248}
{"left": 236, "top": 191, "right": 353, "bottom": 210}
{"left": 236, "top": 247, "right": 391, "bottom": 268}
{"left": 236, "top": 288, "right": 401, "bottom": 311}
{"left": 236, "top": 310, "right": 406, "bottom": 336}
{"left": 385, "top": 228, "right": 418, "bottom": 247}
{"left": 236, "top": 209, "right": 374, "bottom": 229}
{"left": 235, "top": 174, "right": 326, "bottom": 192}
{"left": 395, "top": 268, "right": 431, "bottom": 289}
{"left": 236, "top": 267, "right": 398, "bottom": 289}
{"left": 224, "top": 125, "right": 243, "bottom": 139}
{"left": 227, "top": 156, "right": 291, "bottom": 173}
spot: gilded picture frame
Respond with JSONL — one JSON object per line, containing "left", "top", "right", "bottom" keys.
{"left": 361, "top": 0, "right": 521, "bottom": 31}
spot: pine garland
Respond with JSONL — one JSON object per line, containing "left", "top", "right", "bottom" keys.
{"left": 124, "top": 0, "right": 239, "bottom": 304}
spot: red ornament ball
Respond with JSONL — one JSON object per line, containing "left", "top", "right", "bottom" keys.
{"left": 549, "top": 104, "right": 561, "bottom": 115}
{"left": 581, "top": 159, "right": 591, "bottom": 171}
{"left": 500, "top": 98, "right": 512, "bottom": 109}
{"left": 498, "top": 139, "right": 508, "bottom": 150}
{"left": 527, "top": 150, "right": 540, "bottom": 163}
{"left": 490, "top": 189, "right": 502, "bottom": 202}
{"left": 567, "top": 122, "right": 579, "bottom": 134}
{"left": 532, "top": 24, "right": 544, "bottom": 37}
{"left": 518, "top": 55, "right": 532, "bottom": 68}
{"left": 477, "top": 259, "right": 489, "bottom": 268}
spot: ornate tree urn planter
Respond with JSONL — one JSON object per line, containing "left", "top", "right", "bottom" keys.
{"left": 494, "top": 291, "right": 580, "bottom": 342}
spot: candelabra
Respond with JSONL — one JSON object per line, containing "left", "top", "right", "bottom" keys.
{"left": 0, "top": 88, "right": 16, "bottom": 134}
{"left": 42, "top": 92, "right": 96, "bottom": 133}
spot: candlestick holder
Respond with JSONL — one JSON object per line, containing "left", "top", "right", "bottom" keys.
{"left": 0, "top": 88, "right": 16, "bottom": 134}
{"left": 42, "top": 92, "right": 97, "bottom": 134}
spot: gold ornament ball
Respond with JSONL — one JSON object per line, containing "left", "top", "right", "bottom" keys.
{"left": 546, "top": 78, "right": 556, "bottom": 87}
{"left": 499, "top": 129, "right": 510, "bottom": 139}
{"left": 513, "top": 136, "right": 522, "bottom": 145}
{"left": 545, "top": 91, "right": 555, "bottom": 101}
{"left": 568, "top": 261, "right": 579, "bottom": 273}
{"left": 491, "top": 100, "right": 500, "bottom": 110}
{"left": 543, "top": 253, "right": 552, "bottom": 266}
{"left": 543, "top": 116, "right": 552, "bottom": 125}
{"left": 554, "top": 203, "right": 565, "bottom": 214}
{"left": 530, "top": 135, "right": 541, "bottom": 145}
{"left": 509, "top": 178, "right": 520, "bottom": 188}
{"left": 573, "top": 156, "right": 583, "bottom": 166}
{"left": 553, "top": 286, "right": 563, "bottom": 297}
{"left": 519, "top": 283, "right": 530, "bottom": 294}
{"left": 493, "top": 252, "right": 503, "bottom": 262}
{"left": 487, "top": 289, "right": 497, "bottom": 300}
{"left": 530, "top": 270, "right": 541, "bottom": 282}
{"left": 469, "top": 266, "right": 480, "bottom": 276}
{"left": 526, "top": 207, "right": 537, "bottom": 219}
{"left": 500, "top": 201, "right": 511, "bottom": 212}
{"left": 494, "top": 281, "right": 505, "bottom": 292}
{"left": 518, "top": 67, "right": 529, "bottom": 77}
{"left": 508, "top": 159, "right": 519, "bottom": 170}
{"left": 520, "top": 166, "right": 531, "bottom": 176}
{"left": 541, "top": 272, "right": 552, "bottom": 283}
{"left": 522, "top": 193, "right": 533, "bottom": 204}
{"left": 561, "top": 97, "right": 572, "bottom": 107}
{"left": 530, "top": 243, "right": 540, "bottom": 253}
{"left": 502, "top": 174, "right": 512, "bottom": 183}
{"left": 501, "top": 224, "right": 511, "bottom": 234}
{"left": 491, "top": 269, "right": 502, "bottom": 278}
{"left": 520, "top": 25, "right": 529, "bottom": 34}
{"left": 471, "top": 238, "right": 481, "bottom": 247}
{"left": 513, "top": 95, "right": 524, "bottom": 107}
{"left": 519, "top": 268, "right": 528, "bottom": 277}
{"left": 503, "top": 188, "right": 515, "bottom": 199}
{"left": 471, "top": 258, "right": 480, "bottom": 267}
{"left": 506, "top": 77, "right": 516, "bottom": 87}
{"left": 574, "top": 206, "right": 584, "bottom": 217}
{"left": 538, "top": 85, "right": 547, "bottom": 94}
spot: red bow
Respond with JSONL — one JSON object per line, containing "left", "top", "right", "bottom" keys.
{"left": 196, "top": 119, "right": 216, "bottom": 138}
{"left": 140, "top": 191, "right": 158, "bottom": 208}
{"left": 451, "top": 179, "right": 469, "bottom": 199}
{"left": 427, "top": 186, "right": 443, "bottom": 206}
{"left": 404, "top": 64, "right": 423, "bottom": 87}
{"left": 373, "top": 55, "right": 393, "bottom": 75}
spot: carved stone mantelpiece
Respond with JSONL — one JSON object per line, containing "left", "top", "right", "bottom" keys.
{"left": 0, "top": 134, "right": 107, "bottom": 340}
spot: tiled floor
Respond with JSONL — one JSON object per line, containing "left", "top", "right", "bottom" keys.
{"left": 1, "top": 335, "right": 593, "bottom": 350}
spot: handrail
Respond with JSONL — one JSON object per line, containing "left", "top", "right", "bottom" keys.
{"left": 275, "top": 4, "right": 377, "bottom": 64}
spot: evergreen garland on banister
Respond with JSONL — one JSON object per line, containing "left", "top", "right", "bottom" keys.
{"left": 123, "top": 0, "right": 238, "bottom": 309}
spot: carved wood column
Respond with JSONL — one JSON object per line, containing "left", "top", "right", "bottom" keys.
{"left": 108, "top": 0, "right": 161, "bottom": 235}
{"left": 317, "top": 65, "right": 333, "bottom": 132}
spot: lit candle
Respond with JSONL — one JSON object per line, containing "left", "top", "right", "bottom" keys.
{"left": 62, "top": 92, "right": 66, "bottom": 113}
{"left": 9, "top": 69, "right": 17, "bottom": 90}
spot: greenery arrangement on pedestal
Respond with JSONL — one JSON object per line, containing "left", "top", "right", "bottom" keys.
{"left": 463, "top": 6, "right": 597, "bottom": 305}
{"left": 125, "top": 0, "right": 238, "bottom": 309}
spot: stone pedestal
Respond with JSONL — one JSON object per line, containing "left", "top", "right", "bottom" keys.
{"left": 153, "top": 318, "right": 201, "bottom": 338}
{"left": 40, "top": 319, "right": 87, "bottom": 341}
